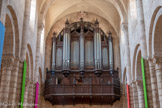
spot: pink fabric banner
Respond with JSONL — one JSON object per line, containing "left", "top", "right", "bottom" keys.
{"left": 35, "top": 82, "right": 39, "bottom": 108}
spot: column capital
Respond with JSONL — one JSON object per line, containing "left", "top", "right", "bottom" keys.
{"left": 152, "top": 56, "right": 162, "bottom": 65}
{"left": 121, "top": 22, "right": 128, "bottom": 33}
{"left": 1, "top": 55, "right": 15, "bottom": 68}
{"left": 38, "top": 23, "right": 44, "bottom": 30}
{"left": 136, "top": 79, "right": 143, "bottom": 89}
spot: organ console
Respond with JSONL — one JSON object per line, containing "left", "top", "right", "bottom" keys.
{"left": 44, "top": 18, "right": 120, "bottom": 105}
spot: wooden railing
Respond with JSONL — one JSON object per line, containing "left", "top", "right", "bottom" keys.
{"left": 44, "top": 71, "right": 120, "bottom": 105}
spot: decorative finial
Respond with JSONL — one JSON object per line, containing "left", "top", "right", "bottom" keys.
{"left": 108, "top": 31, "right": 112, "bottom": 36}
{"left": 65, "top": 19, "right": 69, "bottom": 26}
{"left": 53, "top": 32, "right": 57, "bottom": 36}
{"left": 80, "top": 17, "right": 83, "bottom": 22}
{"left": 95, "top": 19, "right": 99, "bottom": 25}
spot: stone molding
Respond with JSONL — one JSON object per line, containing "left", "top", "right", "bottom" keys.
{"left": 1, "top": 55, "right": 15, "bottom": 68}
{"left": 153, "top": 56, "right": 162, "bottom": 65}
{"left": 121, "top": 22, "right": 128, "bottom": 33}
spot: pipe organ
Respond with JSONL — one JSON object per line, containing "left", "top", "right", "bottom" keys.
{"left": 45, "top": 19, "right": 120, "bottom": 105}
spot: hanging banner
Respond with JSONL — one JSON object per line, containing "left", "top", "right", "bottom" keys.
{"left": 20, "top": 60, "right": 27, "bottom": 108}
{"left": 127, "top": 84, "right": 131, "bottom": 108}
{"left": 35, "top": 82, "right": 39, "bottom": 108}
{"left": 0, "top": 21, "right": 5, "bottom": 69}
{"left": 141, "top": 58, "right": 148, "bottom": 108}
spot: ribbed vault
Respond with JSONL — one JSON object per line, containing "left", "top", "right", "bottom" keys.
{"left": 37, "top": 0, "right": 127, "bottom": 38}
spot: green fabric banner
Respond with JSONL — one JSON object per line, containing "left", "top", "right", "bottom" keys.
{"left": 141, "top": 58, "right": 148, "bottom": 108}
{"left": 20, "top": 60, "right": 27, "bottom": 108}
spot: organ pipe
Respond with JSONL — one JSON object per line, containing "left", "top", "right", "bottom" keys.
{"left": 52, "top": 32, "right": 56, "bottom": 70}
{"left": 80, "top": 21, "right": 85, "bottom": 74}
{"left": 94, "top": 19, "right": 102, "bottom": 76}
{"left": 63, "top": 19, "right": 70, "bottom": 76}
{"left": 108, "top": 32, "right": 114, "bottom": 74}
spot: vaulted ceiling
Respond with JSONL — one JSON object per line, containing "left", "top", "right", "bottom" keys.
{"left": 37, "top": 0, "right": 128, "bottom": 38}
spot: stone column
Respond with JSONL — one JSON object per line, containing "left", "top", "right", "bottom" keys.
{"left": 108, "top": 32, "right": 114, "bottom": 74}
{"left": 62, "top": 19, "right": 70, "bottom": 76}
{"left": 129, "top": 85, "right": 134, "bottom": 108}
{"left": 0, "top": 55, "right": 14, "bottom": 108}
{"left": 51, "top": 32, "right": 56, "bottom": 70}
{"left": 144, "top": 59, "right": 153, "bottom": 107}
{"left": 21, "top": 0, "right": 31, "bottom": 60}
{"left": 132, "top": 81, "right": 139, "bottom": 108}
{"left": 136, "top": 0, "right": 147, "bottom": 58}
{"left": 94, "top": 19, "right": 102, "bottom": 76}
{"left": 136, "top": 81, "right": 145, "bottom": 108}
{"left": 23, "top": 80, "right": 30, "bottom": 108}
{"left": 15, "top": 61, "right": 24, "bottom": 107}
{"left": 35, "top": 23, "right": 44, "bottom": 81}
{"left": 148, "top": 58, "right": 160, "bottom": 108}
{"left": 8, "top": 58, "right": 20, "bottom": 108}
{"left": 153, "top": 57, "right": 162, "bottom": 107}
{"left": 121, "top": 23, "right": 131, "bottom": 84}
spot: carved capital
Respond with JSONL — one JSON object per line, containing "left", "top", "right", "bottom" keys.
{"left": 1, "top": 55, "right": 15, "bottom": 68}
{"left": 153, "top": 56, "right": 162, "bottom": 65}
{"left": 136, "top": 80, "right": 143, "bottom": 89}
{"left": 121, "top": 23, "right": 128, "bottom": 33}
{"left": 38, "top": 23, "right": 44, "bottom": 30}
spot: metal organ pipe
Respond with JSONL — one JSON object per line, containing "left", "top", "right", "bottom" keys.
{"left": 94, "top": 20, "right": 102, "bottom": 76}
{"left": 108, "top": 32, "right": 114, "bottom": 74}
{"left": 52, "top": 32, "right": 56, "bottom": 70}
{"left": 63, "top": 20, "right": 70, "bottom": 76}
{"left": 80, "top": 24, "right": 85, "bottom": 73}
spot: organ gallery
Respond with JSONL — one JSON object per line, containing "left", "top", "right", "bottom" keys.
{"left": 44, "top": 19, "right": 120, "bottom": 105}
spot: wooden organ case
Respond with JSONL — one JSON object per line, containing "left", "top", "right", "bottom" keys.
{"left": 44, "top": 19, "right": 120, "bottom": 105}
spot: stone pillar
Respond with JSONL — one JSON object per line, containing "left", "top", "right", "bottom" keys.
{"left": 62, "top": 19, "right": 70, "bottom": 76}
{"left": 153, "top": 57, "right": 162, "bottom": 107}
{"left": 144, "top": 59, "right": 153, "bottom": 107}
{"left": 121, "top": 23, "right": 131, "bottom": 84}
{"left": 129, "top": 85, "right": 134, "bottom": 108}
{"left": 51, "top": 32, "right": 56, "bottom": 70}
{"left": 23, "top": 80, "right": 30, "bottom": 108}
{"left": 136, "top": 0, "right": 147, "bottom": 58}
{"left": 108, "top": 32, "right": 114, "bottom": 73}
{"left": 132, "top": 82, "right": 139, "bottom": 108}
{"left": 148, "top": 58, "right": 160, "bottom": 108}
{"left": 0, "top": 55, "right": 14, "bottom": 108}
{"left": 136, "top": 81, "right": 145, "bottom": 108}
{"left": 121, "top": 84, "right": 127, "bottom": 108}
{"left": 94, "top": 19, "right": 102, "bottom": 76}
{"left": 35, "top": 23, "right": 44, "bottom": 81}
{"left": 21, "top": 0, "right": 31, "bottom": 60}
{"left": 15, "top": 61, "right": 24, "bottom": 107}
{"left": 8, "top": 58, "right": 19, "bottom": 108}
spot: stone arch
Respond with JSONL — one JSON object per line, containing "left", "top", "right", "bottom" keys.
{"left": 7, "top": 5, "right": 20, "bottom": 58}
{"left": 132, "top": 44, "right": 141, "bottom": 80}
{"left": 135, "top": 50, "right": 142, "bottom": 81}
{"left": 38, "top": 67, "right": 43, "bottom": 96}
{"left": 148, "top": 6, "right": 162, "bottom": 57}
{"left": 27, "top": 44, "right": 34, "bottom": 81}
{"left": 152, "top": 8, "right": 162, "bottom": 57}
{"left": 122, "top": 67, "right": 127, "bottom": 95}
{"left": 26, "top": 52, "right": 30, "bottom": 80}
{"left": 3, "top": 13, "right": 15, "bottom": 56}
{"left": 0, "top": 0, "right": 2, "bottom": 16}
{"left": 39, "top": 67, "right": 43, "bottom": 84}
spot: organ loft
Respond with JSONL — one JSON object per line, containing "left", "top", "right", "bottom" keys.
{"left": 44, "top": 18, "right": 120, "bottom": 105}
